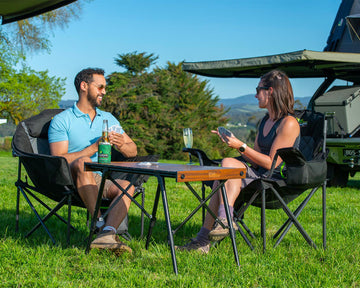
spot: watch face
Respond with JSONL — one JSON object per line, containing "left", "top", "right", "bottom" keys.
{"left": 239, "top": 144, "right": 246, "bottom": 152}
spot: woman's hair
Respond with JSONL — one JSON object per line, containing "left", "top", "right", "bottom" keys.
{"left": 74, "top": 68, "right": 105, "bottom": 94}
{"left": 260, "top": 70, "right": 294, "bottom": 120}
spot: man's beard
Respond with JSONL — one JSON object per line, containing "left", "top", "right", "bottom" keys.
{"left": 88, "top": 94, "right": 101, "bottom": 108}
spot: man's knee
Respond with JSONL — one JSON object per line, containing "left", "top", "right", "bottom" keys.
{"left": 110, "top": 180, "right": 134, "bottom": 198}
{"left": 71, "top": 156, "right": 92, "bottom": 173}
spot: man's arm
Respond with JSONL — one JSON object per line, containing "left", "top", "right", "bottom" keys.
{"left": 49, "top": 140, "right": 99, "bottom": 164}
{"left": 109, "top": 132, "right": 137, "bottom": 158}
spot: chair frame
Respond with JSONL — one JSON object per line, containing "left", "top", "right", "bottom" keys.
{"left": 13, "top": 149, "right": 79, "bottom": 245}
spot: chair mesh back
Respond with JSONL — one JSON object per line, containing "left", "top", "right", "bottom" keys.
{"left": 12, "top": 109, "right": 64, "bottom": 155}
{"left": 295, "top": 110, "right": 325, "bottom": 161}
{"left": 11, "top": 109, "right": 83, "bottom": 206}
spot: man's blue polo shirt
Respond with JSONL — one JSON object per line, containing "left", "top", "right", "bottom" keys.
{"left": 48, "top": 102, "right": 123, "bottom": 162}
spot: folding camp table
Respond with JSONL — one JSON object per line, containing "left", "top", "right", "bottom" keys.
{"left": 84, "top": 161, "right": 245, "bottom": 274}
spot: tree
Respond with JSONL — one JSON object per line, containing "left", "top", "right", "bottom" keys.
{"left": 103, "top": 51, "right": 229, "bottom": 160}
{"left": 0, "top": 0, "right": 89, "bottom": 54}
{"left": 0, "top": 1, "right": 87, "bottom": 125}
{"left": 0, "top": 43, "right": 65, "bottom": 124}
{"left": 114, "top": 51, "right": 158, "bottom": 76}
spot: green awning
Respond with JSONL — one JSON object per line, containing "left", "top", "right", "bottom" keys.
{"left": 0, "top": 0, "right": 77, "bottom": 24}
{"left": 182, "top": 50, "right": 360, "bottom": 83}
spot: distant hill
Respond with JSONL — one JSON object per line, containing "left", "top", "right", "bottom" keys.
{"left": 218, "top": 94, "right": 259, "bottom": 107}
{"left": 59, "top": 99, "right": 76, "bottom": 109}
{"left": 218, "top": 95, "right": 311, "bottom": 110}
{"left": 218, "top": 94, "right": 312, "bottom": 127}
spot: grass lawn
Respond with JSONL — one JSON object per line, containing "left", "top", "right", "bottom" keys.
{"left": 0, "top": 152, "right": 359, "bottom": 287}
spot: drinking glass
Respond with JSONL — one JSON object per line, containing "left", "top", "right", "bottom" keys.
{"left": 183, "top": 128, "right": 193, "bottom": 164}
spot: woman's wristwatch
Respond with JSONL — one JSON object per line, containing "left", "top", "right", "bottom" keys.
{"left": 239, "top": 143, "right": 247, "bottom": 153}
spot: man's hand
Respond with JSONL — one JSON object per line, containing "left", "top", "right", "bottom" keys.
{"left": 109, "top": 131, "right": 126, "bottom": 148}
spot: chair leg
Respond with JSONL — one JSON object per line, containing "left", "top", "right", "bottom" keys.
{"left": 234, "top": 221, "right": 255, "bottom": 250}
{"left": 261, "top": 187, "right": 266, "bottom": 253}
{"left": 16, "top": 186, "right": 20, "bottom": 233}
{"left": 67, "top": 194, "right": 72, "bottom": 246}
{"left": 236, "top": 217, "right": 256, "bottom": 239}
{"left": 271, "top": 187, "right": 317, "bottom": 249}
{"left": 322, "top": 181, "right": 327, "bottom": 249}
{"left": 140, "top": 187, "right": 145, "bottom": 238}
{"left": 18, "top": 186, "right": 56, "bottom": 244}
{"left": 273, "top": 187, "right": 318, "bottom": 247}
{"left": 15, "top": 159, "right": 22, "bottom": 233}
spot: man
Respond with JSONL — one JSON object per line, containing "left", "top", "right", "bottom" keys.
{"left": 48, "top": 68, "right": 137, "bottom": 255}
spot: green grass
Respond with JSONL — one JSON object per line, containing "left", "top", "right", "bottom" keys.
{"left": 1, "top": 154, "right": 360, "bottom": 287}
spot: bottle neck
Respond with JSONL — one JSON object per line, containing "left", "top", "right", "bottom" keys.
{"left": 102, "top": 130, "right": 109, "bottom": 143}
{"left": 102, "top": 120, "right": 109, "bottom": 142}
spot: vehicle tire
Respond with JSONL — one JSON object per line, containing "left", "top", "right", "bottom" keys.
{"left": 327, "top": 164, "right": 349, "bottom": 187}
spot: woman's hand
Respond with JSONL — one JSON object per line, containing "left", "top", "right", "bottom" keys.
{"left": 211, "top": 129, "right": 225, "bottom": 142}
{"left": 226, "top": 135, "right": 243, "bottom": 150}
{"left": 211, "top": 129, "right": 244, "bottom": 149}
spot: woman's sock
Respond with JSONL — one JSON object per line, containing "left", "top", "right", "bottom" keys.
{"left": 196, "top": 227, "right": 210, "bottom": 245}
{"left": 218, "top": 204, "right": 234, "bottom": 219}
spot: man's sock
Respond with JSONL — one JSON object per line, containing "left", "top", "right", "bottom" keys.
{"left": 96, "top": 216, "right": 105, "bottom": 229}
{"left": 218, "top": 204, "right": 234, "bottom": 219}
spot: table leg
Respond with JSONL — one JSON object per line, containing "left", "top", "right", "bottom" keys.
{"left": 157, "top": 176, "right": 178, "bottom": 275}
{"left": 146, "top": 183, "right": 161, "bottom": 249}
{"left": 221, "top": 185, "right": 240, "bottom": 267}
{"left": 85, "top": 169, "right": 108, "bottom": 254}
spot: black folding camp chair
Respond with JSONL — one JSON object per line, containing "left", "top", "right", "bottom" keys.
{"left": 12, "top": 109, "right": 157, "bottom": 245}
{"left": 184, "top": 110, "right": 328, "bottom": 251}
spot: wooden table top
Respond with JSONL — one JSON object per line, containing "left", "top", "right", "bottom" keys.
{"left": 85, "top": 161, "right": 246, "bottom": 183}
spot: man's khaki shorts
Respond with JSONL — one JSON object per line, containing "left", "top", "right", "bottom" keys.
{"left": 93, "top": 173, "right": 115, "bottom": 199}
{"left": 93, "top": 172, "right": 143, "bottom": 199}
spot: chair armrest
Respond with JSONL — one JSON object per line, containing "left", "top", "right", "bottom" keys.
{"left": 267, "top": 147, "right": 307, "bottom": 179}
{"left": 182, "top": 148, "right": 220, "bottom": 166}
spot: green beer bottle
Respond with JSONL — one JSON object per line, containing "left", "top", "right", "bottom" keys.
{"left": 98, "top": 119, "right": 111, "bottom": 163}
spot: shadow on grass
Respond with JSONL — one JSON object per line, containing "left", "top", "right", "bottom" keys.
{"left": 0, "top": 206, "right": 203, "bottom": 250}
{"left": 347, "top": 178, "right": 360, "bottom": 189}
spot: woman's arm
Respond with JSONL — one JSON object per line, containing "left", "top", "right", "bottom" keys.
{"left": 222, "top": 116, "right": 300, "bottom": 170}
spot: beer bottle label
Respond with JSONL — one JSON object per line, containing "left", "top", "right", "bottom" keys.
{"left": 98, "top": 142, "right": 111, "bottom": 163}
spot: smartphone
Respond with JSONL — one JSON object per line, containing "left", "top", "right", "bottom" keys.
{"left": 218, "top": 126, "right": 233, "bottom": 142}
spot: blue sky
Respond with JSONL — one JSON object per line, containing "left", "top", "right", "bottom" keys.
{"left": 26, "top": 0, "right": 342, "bottom": 100}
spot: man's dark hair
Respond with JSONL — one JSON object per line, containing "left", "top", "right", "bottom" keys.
{"left": 74, "top": 68, "right": 105, "bottom": 94}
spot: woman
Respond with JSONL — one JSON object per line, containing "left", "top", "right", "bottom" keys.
{"left": 176, "top": 69, "right": 300, "bottom": 253}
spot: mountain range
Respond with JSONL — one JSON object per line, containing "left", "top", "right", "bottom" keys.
{"left": 218, "top": 94, "right": 311, "bottom": 111}
{"left": 60, "top": 95, "right": 311, "bottom": 110}
{"left": 217, "top": 94, "right": 311, "bottom": 126}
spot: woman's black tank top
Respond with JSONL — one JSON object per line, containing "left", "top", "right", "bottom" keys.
{"left": 256, "top": 114, "right": 300, "bottom": 176}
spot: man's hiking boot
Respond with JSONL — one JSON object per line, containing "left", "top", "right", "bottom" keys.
{"left": 90, "top": 230, "right": 132, "bottom": 256}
